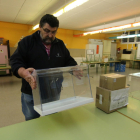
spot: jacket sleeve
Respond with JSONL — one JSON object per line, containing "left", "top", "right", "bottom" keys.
{"left": 63, "top": 42, "right": 77, "bottom": 66}
{"left": 10, "top": 38, "right": 28, "bottom": 78}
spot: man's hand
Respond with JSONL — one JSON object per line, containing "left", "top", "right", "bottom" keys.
{"left": 18, "top": 67, "right": 36, "bottom": 89}
{"left": 73, "top": 69, "right": 83, "bottom": 80}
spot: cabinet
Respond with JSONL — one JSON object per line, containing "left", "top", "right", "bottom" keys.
{"left": 0, "top": 45, "right": 9, "bottom": 75}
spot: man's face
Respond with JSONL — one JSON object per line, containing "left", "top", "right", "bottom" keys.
{"left": 40, "top": 23, "right": 57, "bottom": 45}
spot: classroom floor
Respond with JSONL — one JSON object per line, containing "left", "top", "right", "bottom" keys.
{"left": 0, "top": 66, "right": 140, "bottom": 128}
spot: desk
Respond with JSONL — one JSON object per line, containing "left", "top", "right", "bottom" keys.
{"left": 133, "top": 60, "right": 140, "bottom": 69}
{"left": 120, "top": 59, "right": 133, "bottom": 68}
{"left": 0, "top": 65, "right": 11, "bottom": 76}
{"left": 121, "top": 59, "right": 134, "bottom": 61}
{"left": 0, "top": 65, "right": 11, "bottom": 70}
{"left": 0, "top": 102, "right": 140, "bottom": 140}
{"left": 81, "top": 61, "right": 120, "bottom": 74}
{"left": 118, "top": 97, "right": 140, "bottom": 123}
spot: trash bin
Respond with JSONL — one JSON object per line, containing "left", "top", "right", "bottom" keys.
{"left": 120, "top": 64, "right": 126, "bottom": 72}
{"left": 115, "top": 62, "right": 126, "bottom": 72}
{"left": 115, "top": 63, "right": 120, "bottom": 72}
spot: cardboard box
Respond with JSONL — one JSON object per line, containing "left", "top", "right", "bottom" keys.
{"left": 102, "top": 56, "right": 108, "bottom": 62}
{"left": 104, "top": 58, "right": 108, "bottom": 62}
{"left": 116, "top": 53, "right": 121, "bottom": 60}
{"left": 121, "top": 54, "right": 134, "bottom": 60}
{"left": 100, "top": 73, "right": 126, "bottom": 90}
{"left": 96, "top": 87, "right": 129, "bottom": 113}
{"left": 125, "top": 61, "right": 133, "bottom": 68}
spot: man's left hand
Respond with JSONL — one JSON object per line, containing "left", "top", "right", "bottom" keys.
{"left": 73, "top": 69, "right": 83, "bottom": 79}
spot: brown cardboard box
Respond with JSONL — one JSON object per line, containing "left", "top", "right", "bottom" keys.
{"left": 116, "top": 53, "right": 121, "bottom": 60}
{"left": 125, "top": 61, "right": 133, "bottom": 68}
{"left": 121, "top": 54, "right": 134, "bottom": 60}
{"left": 102, "top": 56, "right": 108, "bottom": 62}
{"left": 96, "top": 87, "right": 129, "bottom": 113}
{"left": 100, "top": 73, "right": 126, "bottom": 90}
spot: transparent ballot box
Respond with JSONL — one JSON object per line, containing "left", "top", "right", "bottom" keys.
{"left": 32, "top": 66, "right": 93, "bottom": 116}
{"left": 128, "top": 73, "right": 140, "bottom": 100}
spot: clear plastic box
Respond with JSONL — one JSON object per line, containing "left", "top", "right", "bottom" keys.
{"left": 32, "top": 66, "right": 93, "bottom": 116}
{"left": 128, "top": 73, "right": 140, "bottom": 100}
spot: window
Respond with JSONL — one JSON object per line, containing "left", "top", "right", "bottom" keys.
{"left": 121, "top": 30, "right": 140, "bottom": 44}
{"left": 137, "top": 30, "right": 140, "bottom": 42}
{"left": 122, "top": 32, "right": 128, "bottom": 43}
{"left": 129, "top": 31, "right": 135, "bottom": 42}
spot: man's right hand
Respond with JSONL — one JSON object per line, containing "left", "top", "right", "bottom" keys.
{"left": 18, "top": 67, "right": 36, "bottom": 90}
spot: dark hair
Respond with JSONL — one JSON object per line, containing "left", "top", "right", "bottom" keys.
{"left": 39, "top": 14, "right": 59, "bottom": 28}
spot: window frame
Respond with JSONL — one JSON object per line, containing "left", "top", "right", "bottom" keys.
{"left": 121, "top": 30, "right": 140, "bottom": 44}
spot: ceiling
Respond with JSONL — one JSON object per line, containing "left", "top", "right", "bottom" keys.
{"left": 0, "top": 0, "right": 140, "bottom": 32}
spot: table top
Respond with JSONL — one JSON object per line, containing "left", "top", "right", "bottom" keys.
{"left": 120, "top": 59, "right": 134, "bottom": 61}
{"left": 129, "top": 72, "right": 140, "bottom": 77}
{"left": 134, "top": 59, "right": 140, "bottom": 61}
{"left": 0, "top": 102, "right": 140, "bottom": 140}
{"left": 81, "top": 61, "right": 120, "bottom": 64}
{"left": 0, "top": 65, "right": 11, "bottom": 70}
{"left": 118, "top": 97, "right": 140, "bottom": 123}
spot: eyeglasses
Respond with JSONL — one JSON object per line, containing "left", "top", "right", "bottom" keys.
{"left": 42, "top": 28, "right": 57, "bottom": 35}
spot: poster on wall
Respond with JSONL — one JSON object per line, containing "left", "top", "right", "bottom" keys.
{"left": 0, "top": 49, "right": 3, "bottom": 53}
{"left": 86, "top": 49, "right": 94, "bottom": 55}
{"left": 96, "top": 45, "right": 99, "bottom": 54}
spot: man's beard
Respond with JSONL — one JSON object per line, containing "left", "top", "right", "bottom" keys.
{"left": 42, "top": 37, "right": 53, "bottom": 45}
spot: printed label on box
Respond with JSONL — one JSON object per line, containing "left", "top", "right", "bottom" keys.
{"left": 110, "top": 88, "right": 129, "bottom": 111}
{"left": 104, "top": 58, "right": 108, "bottom": 62}
{"left": 113, "top": 78, "right": 116, "bottom": 82}
{"left": 87, "top": 49, "right": 94, "bottom": 55}
{"left": 99, "top": 94, "right": 102, "bottom": 104}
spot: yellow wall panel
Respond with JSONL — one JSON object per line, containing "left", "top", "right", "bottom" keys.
{"left": 117, "top": 42, "right": 136, "bottom": 50}
{"left": 0, "top": 21, "right": 32, "bottom": 47}
{"left": 0, "top": 21, "right": 106, "bottom": 50}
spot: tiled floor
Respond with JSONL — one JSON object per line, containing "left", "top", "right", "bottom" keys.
{"left": 0, "top": 66, "right": 140, "bottom": 128}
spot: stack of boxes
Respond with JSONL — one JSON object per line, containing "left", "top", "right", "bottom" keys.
{"left": 96, "top": 73, "right": 129, "bottom": 113}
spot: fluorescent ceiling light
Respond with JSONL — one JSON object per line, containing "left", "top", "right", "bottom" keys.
{"left": 90, "top": 30, "right": 102, "bottom": 34}
{"left": 133, "top": 22, "right": 140, "bottom": 27}
{"left": 33, "top": 24, "right": 39, "bottom": 30}
{"left": 76, "top": 0, "right": 88, "bottom": 6}
{"left": 33, "top": 0, "right": 88, "bottom": 30}
{"left": 117, "top": 34, "right": 140, "bottom": 39}
{"left": 64, "top": 0, "right": 88, "bottom": 12}
{"left": 102, "top": 24, "right": 131, "bottom": 32}
{"left": 64, "top": 1, "right": 77, "bottom": 12}
{"left": 83, "top": 32, "right": 90, "bottom": 36}
{"left": 82, "top": 24, "right": 132, "bottom": 36}
{"left": 53, "top": 9, "right": 64, "bottom": 17}
{"left": 109, "top": 34, "right": 140, "bottom": 39}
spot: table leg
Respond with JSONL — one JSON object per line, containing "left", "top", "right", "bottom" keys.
{"left": 88, "top": 64, "right": 90, "bottom": 75}
{"left": 139, "top": 62, "right": 140, "bottom": 69}
{"left": 105, "top": 63, "right": 107, "bottom": 74}
{"left": 109, "top": 63, "right": 112, "bottom": 72}
{"left": 96, "top": 64, "right": 99, "bottom": 73}
{"left": 133, "top": 61, "right": 135, "bottom": 69}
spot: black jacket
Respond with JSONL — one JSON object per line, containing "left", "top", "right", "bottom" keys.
{"left": 10, "top": 30, "right": 77, "bottom": 95}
